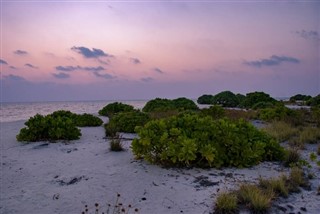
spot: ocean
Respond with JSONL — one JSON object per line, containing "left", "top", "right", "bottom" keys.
{"left": 0, "top": 100, "right": 148, "bottom": 123}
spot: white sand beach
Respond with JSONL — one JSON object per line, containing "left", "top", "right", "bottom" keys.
{"left": 1, "top": 120, "right": 319, "bottom": 214}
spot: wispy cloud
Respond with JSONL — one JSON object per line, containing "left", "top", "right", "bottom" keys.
{"left": 294, "top": 30, "right": 319, "bottom": 41}
{"left": 3, "top": 74, "right": 26, "bottom": 81}
{"left": 14, "top": 50, "right": 28, "bottom": 55}
{"left": 154, "top": 67, "right": 164, "bottom": 74}
{"left": 130, "top": 58, "right": 141, "bottom": 64}
{"left": 244, "top": 55, "right": 300, "bottom": 68}
{"left": 25, "top": 63, "right": 38, "bottom": 69}
{"left": 55, "top": 65, "right": 105, "bottom": 72}
{"left": 93, "top": 71, "right": 115, "bottom": 79}
{"left": 141, "top": 77, "right": 153, "bottom": 82}
{"left": 52, "top": 73, "right": 70, "bottom": 79}
{"left": 0, "top": 59, "right": 8, "bottom": 65}
{"left": 10, "top": 66, "right": 17, "bottom": 69}
{"left": 71, "top": 46, "right": 113, "bottom": 58}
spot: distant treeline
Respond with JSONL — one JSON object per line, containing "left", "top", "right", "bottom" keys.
{"left": 197, "top": 91, "right": 320, "bottom": 109}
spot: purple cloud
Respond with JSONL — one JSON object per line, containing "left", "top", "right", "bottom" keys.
{"left": 93, "top": 71, "right": 115, "bottom": 79}
{"left": 71, "top": 46, "right": 112, "bottom": 58}
{"left": 55, "top": 65, "right": 105, "bottom": 72}
{"left": 3, "top": 74, "right": 26, "bottom": 81}
{"left": 244, "top": 55, "right": 300, "bottom": 68}
{"left": 0, "top": 59, "right": 8, "bottom": 65}
{"left": 154, "top": 67, "right": 164, "bottom": 74}
{"left": 130, "top": 58, "right": 141, "bottom": 64}
{"left": 25, "top": 63, "right": 38, "bottom": 69}
{"left": 295, "top": 30, "right": 319, "bottom": 41}
{"left": 141, "top": 77, "right": 153, "bottom": 82}
{"left": 14, "top": 50, "right": 28, "bottom": 55}
{"left": 52, "top": 73, "right": 70, "bottom": 79}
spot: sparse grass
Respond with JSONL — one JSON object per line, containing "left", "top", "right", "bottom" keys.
{"left": 110, "top": 137, "right": 124, "bottom": 152}
{"left": 283, "top": 148, "right": 300, "bottom": 167}
{"left": 258, "top": 176, "right": 289, "bottom": 198}
{"left": 224, "top": 109, "right": 256, "bottom": 121}
{"left": 237, "top": 184, "right": 273, "bottom": 213}
{"left": 297, "top": 126, "right": 320, "bottom": 144}
{"left": 288, "top": 167, "right": 306, "bottom": 192}
{"left": 215, "top": 192, "right": 238, "bottom": 214}
{"left": 262, "top": 121, "right": 297, "bottom": 142}
{"left": 147, "top": 110, "right": 179, "bottom": 120}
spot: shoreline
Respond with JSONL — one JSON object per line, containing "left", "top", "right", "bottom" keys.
{"left": 1, "top": 121, "right": 319, "bottom": 214}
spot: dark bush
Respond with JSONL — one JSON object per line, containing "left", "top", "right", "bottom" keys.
{"left": 142, "top": 97, "right": 198, "bottom": 112}
{"left": 307, "top": 94, "right": 320, "bottom": 107}
{"left": 75, "top": 113, "right": 103, "bottom": 127}
{"left": 104, "top": 111, "right": 150, "bottom": 137}
{"left": 197, "top": 94, "right": 215, "bottom": 104}
{"left": 17, "top": 114, "right": 81, "bottom": 142}
{"left": 132, "top": 113, "right": 284, "bottom": 168}
{"left": 289, "top": 94, "right": 312, "bottom": 103}
{"left": 258, "top": 105, "right": 303, "bottom": 125}
{"left": 200, "top": 105, "right": 225, "bottom": 120}
{"left": 241, "top": 91, "right": 278, "bottom": 109}
{"left": 212, "top": 91, "right": 239, "bottom": 107}
{"left": 98, "top": 102, "right": 134, "bottom": 117}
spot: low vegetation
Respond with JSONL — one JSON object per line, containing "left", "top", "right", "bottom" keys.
{"left": 142, "top": 97, "right": 198, "bottom": 112}
{"left": 214, "top": 166, "right": 310, "bottom": 213}
{"left": 104, "top": 111, "right": 150, "bottom": 137}
{"left": 132, "top": 113, "right": 284, "bottom": 168}
{"left": 99, "top": 102, "right": 135, "bottom": 118}
{"left": 262, "top": 121, "right": 297, "bottom": 142}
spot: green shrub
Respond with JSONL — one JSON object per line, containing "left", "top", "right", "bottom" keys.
{"left": 17, "top": 114, "right": 81, "bottom": 142}
{"left": 241, "top": 91, "right": 278, "bottom": 109}
{"left": 148, "top": 109, "right": 180, "bottom": 120}
{"left": 142, "top": 97, "right": 198, "bottom": 112}
{"left": 104, "top": 111, "right": 150, "bottom": 137}
{"left": 98, "top": 102, "right": 134, "bottom": 117}
{"left": 197, "top": 94, "right": 215, "bottom": 104}
{"left": 215, "top": 192, "right": 238, "bottom": 214}
{"left": 224, "top": 109, "right": 256, "bottom": 121}
{"left": 306, "top": 94, "right": 320, "bottom": 107}
{"left": 311, "top": 107, "right": 320, "bottom": 126}
{"left": 258, "top": 105, "right": 297, "bottom": 123}
{"left": 75, "top": 114, "right": 103, "bottom": 127}
{"left": 200, "top": 105, "right": 225, "bottom": 120}
{"left": 252, "top": 101, "right": 275, "bottom": 110}
{"left": 262, "top": 121, "right": 297, "bottom": 142}
{"left": 132, "top": 113, "right": 284, "bottom": 168}
{"left": 211, "top": 91, "right": 239, "bottom": 107}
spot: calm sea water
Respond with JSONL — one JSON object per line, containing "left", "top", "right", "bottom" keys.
{"left": 0, "top": 100, "right": 148, "bottom": 123}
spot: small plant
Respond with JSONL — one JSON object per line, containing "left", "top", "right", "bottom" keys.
{"left": 310, "top": 152, "right": 317, "bottom": 162}
{"left": 259, "top": 176, "right": 289, "bottom": 198}
{"left": 288, "top": 167, "right": 306, "bottom": 192}
{"left": 215, "top": 192, "right": 238, "bottom": 214}
{"left": 283, "top": 148, "right": 300, "bottom": 167}
{"left": 81, "top": 193, "right": 139, "bottom": 214}
{"left": 110, "top": 137, "right": 124, "bottom": 152}
{"left": 237, "top": 184, "right": 273, "bottom": 213}
{"left": 298, "top": 126, "right": 320, "bottom": 144}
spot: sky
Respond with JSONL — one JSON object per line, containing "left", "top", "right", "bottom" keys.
{"left": 1, "top": 0, "right": 319, "bottom": 102}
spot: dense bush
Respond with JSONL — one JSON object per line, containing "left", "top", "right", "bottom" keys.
{"left": 258, "top": 105, "right": 299, "bottom": 123}
{"left": 132, "top": 113, "right": 284, "bottom": 168}
{"left": 211, "top": 90, "right": 239, "bottom": 107}
{"left": 289, "top": 94, "right": 312, "bottom": 102}
{"left": 104, "top": 111, "right": 150, "bottom": 137}
{"left": 98, "top": 102, "right": 134, "bottom": 117}
{"left": 17, "top": 114, "right": 81, "bottom": 142}
{"left": 197, "top": 94, "right": 215, "bottom": 104}
{"left": 76, "top": 113, "right": 103, "bottom": 127}
{"left": 241, "top": 91, "right": 278, "bottom": 109}
{"left": 307, "top": 94, "right": 320, "bottom": 107}
{"left": 142, "top": 97, "right": 198, "bottom": 112}
{"left": 200, "top": 105, "right": 225, "bottom": 120}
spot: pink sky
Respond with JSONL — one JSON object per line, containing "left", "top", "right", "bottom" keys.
{"left": 1, "top": 1, "right": 319, "bottom": 102}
